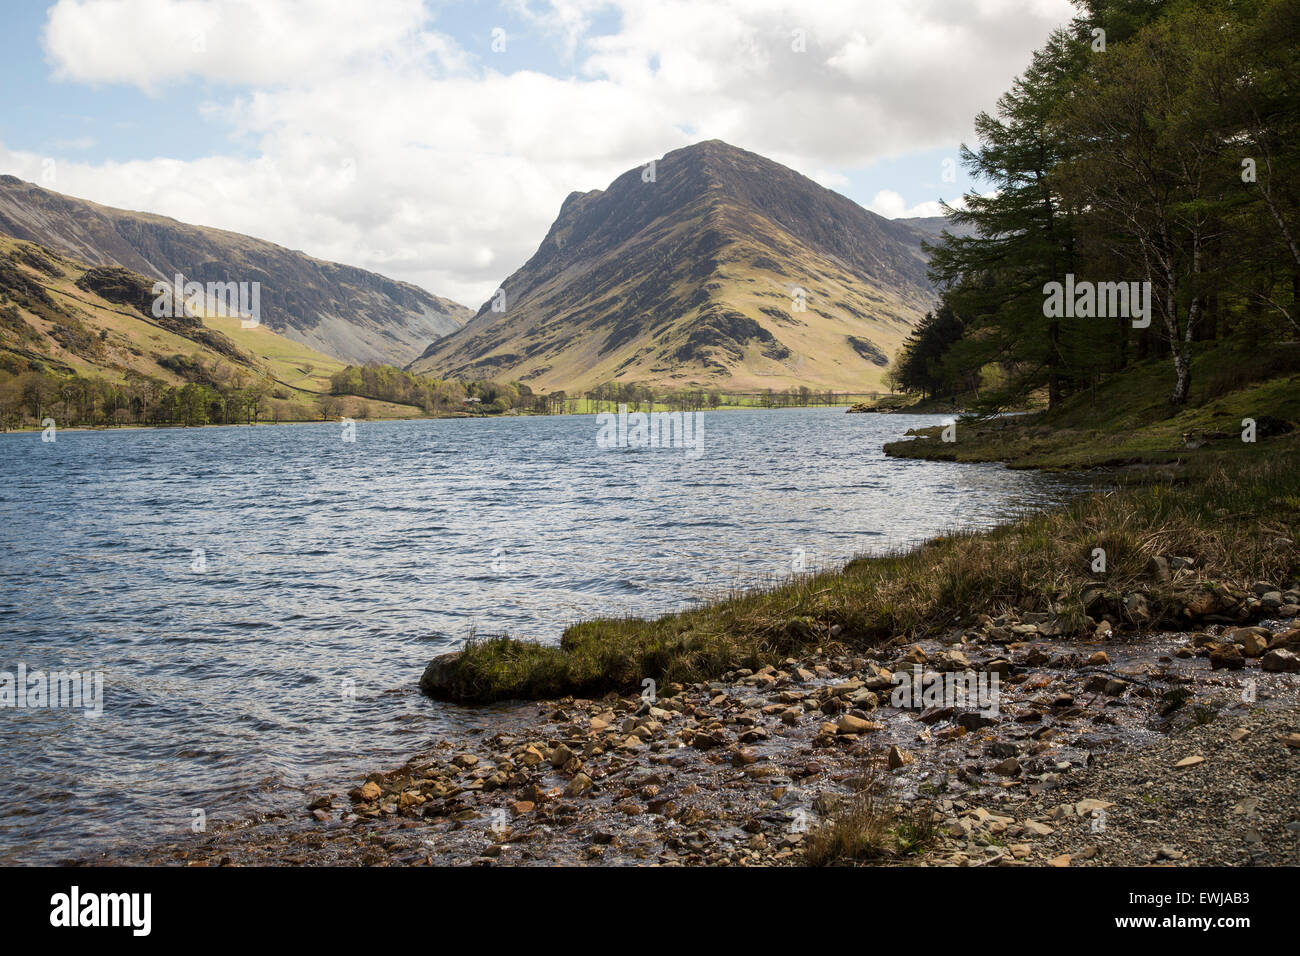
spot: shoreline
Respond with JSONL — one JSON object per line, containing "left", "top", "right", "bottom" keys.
{"left": 73, "top": 443, "right": 1300, "bottom": 867}
{"left": 89, "top": 614, "right": 1300, "bottom": 867}
{"left": 0, "top": 401, "right": 878, "bottom": 437}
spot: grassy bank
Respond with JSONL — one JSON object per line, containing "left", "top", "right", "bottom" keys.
{"left": 881, "top": 344, "right": 1300, "bottom": 470}
{"left": 425, "top": 436, "right": 1300, "bottom": 704}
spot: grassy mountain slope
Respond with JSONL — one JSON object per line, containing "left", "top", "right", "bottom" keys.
{"left": 0, "top": 175, "right": 471, "bottom": 367}
{"left": 0, "top": 234, "right": 423, "bottom": 419}
{"left": 410, "top": 141, "right": 940, "bottom": 393}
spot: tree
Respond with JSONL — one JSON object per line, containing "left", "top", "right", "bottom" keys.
{"left": 927, "top": 28, "right": 1089, "bottom": 410}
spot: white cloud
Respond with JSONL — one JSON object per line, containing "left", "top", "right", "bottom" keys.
{"left": 19, "top": 0, "right": 1076, "bottom": 307}
{"left": 864, "top": 190, "right": 947, "bottom": 220}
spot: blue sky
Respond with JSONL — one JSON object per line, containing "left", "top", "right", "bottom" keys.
{"left": 0, "top": 0, "right": 1076, "bottom": 305}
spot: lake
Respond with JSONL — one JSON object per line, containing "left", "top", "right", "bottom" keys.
{"left": 0, "top": 407, "right": 1080, "bottom": 863}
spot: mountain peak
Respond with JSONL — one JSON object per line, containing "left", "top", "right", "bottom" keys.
{"left": 410, "top": 143, "right": 939, "bottom": 392}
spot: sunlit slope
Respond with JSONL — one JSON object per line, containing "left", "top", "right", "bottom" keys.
{"left": 0, "top": 235, "right": 427, "bottom": 417}
{"left": 410, "top": 140, "right": 939, "bottom": 393}
{"left": 0, "top": 174, "right": 471, "bottom": 366}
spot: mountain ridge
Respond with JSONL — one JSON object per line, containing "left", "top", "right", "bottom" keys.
{"left": 0, "top": 175, "right": 471, "bottom": 367}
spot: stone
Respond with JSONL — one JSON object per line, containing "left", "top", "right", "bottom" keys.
{"left": 955, "top": 711, "right": 998, "bottom": 731}
{"left": 1087, "top": 651, "right": 1110, "bottom": 667}
{"left": 1075, "top": 799, "right": 1114, "bottom": 815}
{"left": 993, "top": 757, "right": 1020, "bottom": 776}
{"left": 836, "top": 714, "right": 880, "bottom": 735}
{"left": 418, "top": 650, "right": 464, "bottom": 698}
{"left": 1209, "top": 644, "right": 1244, "bottom": 670}
{"left": 1174, "top": 755, "right": 1205, "bottom": 769}
{"left": 1279, "top": 733, "right": 1300, "bottom": 749}
{"left": 692, "top": 730, "right": 726, "bottom": 749}
{"left": 1049, "top": 853, "right": 1072, "bottom": 867}
{"left": 564, "top": 773, "right": 595, "bottom": 797}
{"left": 1123, "top": 593, "right": 1151, "bottom": 625}
{"left": 1240, "top": 633, "right": 1269, "bottom": 657}
{"left": 887, "top": 745, "right": 913, "bottom": 770}
{"left": 1262, "top": 649, "right": 1300, "bottom": 673}
{"left": 350, "top": 781, "right": 382, "bottom": 803}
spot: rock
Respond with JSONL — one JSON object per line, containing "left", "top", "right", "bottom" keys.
{"left": 1049, "top": 853, "right": 1072, "bottom": 867}
{"left": 1174, "top": 755, "right": 1205, "bottom": 769}
{"left": 1147, "top": 556, "right": 1170, "bottom": 584}
{"left": 1087, "top": 651, "right": 1110, "bottom": 666}
{"left": 350, "top": 781, "right": 382, "bottom": 803}
{"left": 1104, "top": 679, "right": 1129, "bottom": 697}
{"left": 692, "top": 730, "right": 726, "bottom": 749}
{"left": 836, "top": 714, "right": 880, "bottom": 735}
{"left": 418, "top": 651, "right": 464, "bottom": 698}
{"left": 550, "top": 743, "right": 577, "bottom": 768}
{"left": 1123, "top": 593, "right": 1151, "bottom": 625}
{"left": 1209, "top": 644, "right": 1245, "bottom": 670}
{"left": 901, "top": 644, "right": 928, "bottom": 666}
{"left": 1262, "top": 649, "right": 1300, "bottom": 673}
{"left": 1237, "top": 634, "right": 1268, "bottom": 658}
{"left": 564, "top": 773, "right": 594, "bottom": 797}
{"left": 993, "top": 757, "right": 1020, "bottom": 776}
{"left": 1075, "top": 799, "right": 1114, "bottom": 815}
{"left": 956, "top": 711, "right": 999, "bottom": 731}
{"left": 1083, "top": 674, "right": 1109, "bottom": 694}
{"left": 1155, "top": 845, "right": 1185, "bottom": 861}
{"left": 937, "top": 649, "right": 971, "bottom": 671}
{"left": 1278, "top": 733, "right": 1300, "bottom": 749}
{"left": 887, "top": 745, "right": 913, "bottom": 770}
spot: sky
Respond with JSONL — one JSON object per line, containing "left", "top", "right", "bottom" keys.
{"left": 0, "top": 0, "right": 1079, "bottom": 309}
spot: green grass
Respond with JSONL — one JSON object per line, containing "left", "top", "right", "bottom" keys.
{"left": 883, "top": 343, "right": 1300, "bottom": 469}
{"left": 425, "top": 439, "right": 1300, "bottom": 703}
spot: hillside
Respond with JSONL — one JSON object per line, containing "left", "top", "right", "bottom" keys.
{"left": 0, "top": 176, "right": 471, "bottom": 367}
{"left": 409, "top": 141, "right": 942, "bottom": 393}
{"left": 0, "top": 234, "right": 427, "bottom": 421}
{"left": 882, "top": 343, "right": 1300, "bottom": 470}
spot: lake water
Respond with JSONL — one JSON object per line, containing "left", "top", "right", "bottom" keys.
{"left": 0, "top": 408, "right": 1080, "bottom": 863}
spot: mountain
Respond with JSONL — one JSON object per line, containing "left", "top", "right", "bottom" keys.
{"left": 0, "top": 175, "right": 471, "bottom": 367}
{"left": 897, "top": 214, "right": 978, "bottom": 244}
{"left": 409, "top": 140, "right": 946, "bottom": 393}
{"left": 0, "top": 233, "right": 384, "bottom": 412}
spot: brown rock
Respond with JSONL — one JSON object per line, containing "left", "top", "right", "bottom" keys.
{"left": 1262, "top": 649, "right": 1300, "bottom": 673}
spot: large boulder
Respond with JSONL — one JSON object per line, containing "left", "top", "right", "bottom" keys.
{"left": 419, "top": 651, "right": 464, "bottom": 698}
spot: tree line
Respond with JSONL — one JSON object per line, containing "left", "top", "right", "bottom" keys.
{"left": 891, "top": 0, "right": 1298, "bottom": 410}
